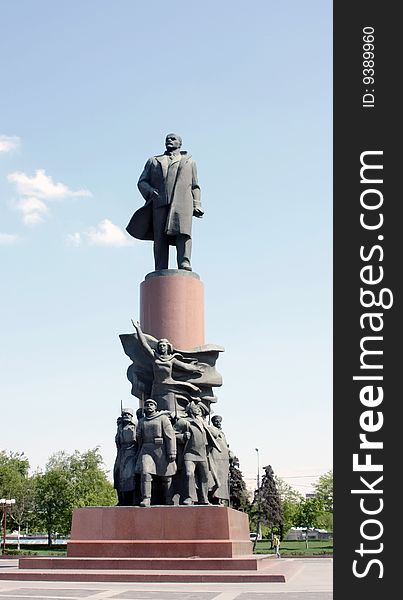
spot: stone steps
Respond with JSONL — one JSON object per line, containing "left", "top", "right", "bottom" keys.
{"left": 19, "top": 555, "right": 274, "bottom": 571}
{"left": 0, "top": 567, "right": 288, "bottom": 583}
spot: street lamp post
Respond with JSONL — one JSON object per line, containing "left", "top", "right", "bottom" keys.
{"left": 0, "top": 498, "right": 16, "bottom": 554}
{"left": 255, "top": 448, "right": 260, "bottom": 489}
{"left": 253, "top": 449, "right": 261, "bottom": 551}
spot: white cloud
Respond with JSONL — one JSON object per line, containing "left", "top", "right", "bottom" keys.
{"left": 67, "top": 219, "right": 135, "bottom": 247}
{"left": 8, "top": 169, "right": 92, "bottom": 200}
{"left": 0, "top": 135, "right": 20, "bottom": 153}
{"left": 16, "top": 196, "right": 48, "bottom": 225}
{"left": 0, "top": 233, "right": 20, "bottom": 245}
{"left": 66, "top": 232, "right": 82, "bottom": 247}
{"left": 8, "top": 169, "right": 92, "bottom": 225}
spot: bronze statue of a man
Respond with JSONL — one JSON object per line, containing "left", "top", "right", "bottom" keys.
{"left": 126, "top": 133, "right": 203, "bottom": 271}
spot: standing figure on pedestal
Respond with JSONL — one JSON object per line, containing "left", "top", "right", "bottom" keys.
{"left": 208, "top": 415, "right": 231, "bottom": 505}
{"left": 113, "top": 407, "right": 138, "bottom": 506}
{"left": 174, "top": 401, "right": 221, "bottom": 505}
{"left": 126, "top": 133, "right": 204, "bottom": 271}
{"left": 135, "top": 398, "right": 177, "bottom": 507}
{"left": 132, "top": 321, "right": 203, "bottom": 414}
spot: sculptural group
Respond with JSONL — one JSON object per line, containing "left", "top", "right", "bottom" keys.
{"left": 120, "top": 321, "right": 223, "bottom": 418}
{"left": 114, "top": 396, "right": 231, "bottom": 507}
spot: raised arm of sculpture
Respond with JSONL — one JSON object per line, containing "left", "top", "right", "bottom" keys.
{"left": 131, "top": 320, "right": 154, "bottom": 359}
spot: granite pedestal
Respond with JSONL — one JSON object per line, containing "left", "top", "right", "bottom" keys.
{"left": 15, "top": 506, "right": 289, "bottom": 582}
{"left": 140, "top": 270, "right": 204, "bottom": 349}
{"left": 67, "top": 505, "right": 251, "bottom": 558}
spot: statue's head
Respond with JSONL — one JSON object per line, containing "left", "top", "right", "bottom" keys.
{"left": 186, "top": 402, "right": 201, "bottom": 417}
{"left": 165, "top": 133, "right": 182, "bottom": 152}
{"left": 144, "top": 398, "right": 157, "bottom": 416}
{"left": 186, "top": 401, "right": 208, "bottom": 418}
{"left": 157, "top": 338, "right": 173, "bottom": 356}
{"left": 212, "top": 415, "right": 222, "bottom": 429}
{"left": 121, "top": 407, "right": 134, "bottom": 423}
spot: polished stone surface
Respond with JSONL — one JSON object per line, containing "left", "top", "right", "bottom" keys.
{"left": 140, "top": 270, "right": 205, "bottom": 349}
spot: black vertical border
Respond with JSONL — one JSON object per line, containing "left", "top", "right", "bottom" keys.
{"left": 334, "top": 0, "right": 400, "bottom": 597}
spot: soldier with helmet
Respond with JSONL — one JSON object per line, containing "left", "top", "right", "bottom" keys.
{"left": 113, "top": 407, "right": 138, "bottom": 506}
{"left": 135, "top": 398, "right": 177, "bottom": 507}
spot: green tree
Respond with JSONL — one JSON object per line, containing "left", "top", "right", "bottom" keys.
{"left": 314, "top": 469, "right": 333, "bottom": 531}
{"left": 275, "top": 476, "right": 303, "bottom": 539}
{"left": 0, "top": 451, "right": 35, "bottom": 548}
{"left": 33, "top": 448, "right": 115, "bottom": 545}
{"left": 314, "top": 470, "right": 333, "bottom": 511}
{"left": 294, "top": 497, "right": 324, "bottom": 548}
{"left": 33, "top": 466, "right": 75, "bottom": 546}
{"left": 254, "top": 465, "right": 283, "bottom": 539}
{"left": 67, "top": 448, "right": 116, "bottom": 507}
{"left": 8, "top": 477, "right": 36, "bottom": 549}
{"left": 0, "top": 451, "right": 30, "bottom": 498}
{"left": 229, "top": 455, "right": 251, "bottom": 512}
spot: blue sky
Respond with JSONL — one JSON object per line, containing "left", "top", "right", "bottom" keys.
{"left": 0, "top": 0, "right": 332, "bottom": 494}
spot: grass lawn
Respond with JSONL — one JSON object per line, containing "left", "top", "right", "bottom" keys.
{"left": 255, "top": 539, "right": 333, "bottom": 556}
{"left": 3, "top": 540, "right": 333, "bottom": 558}
{"left": 2, "top": 545, "right": 67, "bottom": 556}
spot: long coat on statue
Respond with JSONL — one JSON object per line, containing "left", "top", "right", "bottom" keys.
{"left": 113, "top": 421, "right": 137, "bottom": 493}
{"left": 135, "top": 411, "right": 177, "bottom": 477}
{"left": 126, "top": 152, "right": 201, "bottom": 242}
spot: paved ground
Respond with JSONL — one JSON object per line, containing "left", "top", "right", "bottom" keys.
{"left": 0, "top": 558, "right": 332, "bottom": 599}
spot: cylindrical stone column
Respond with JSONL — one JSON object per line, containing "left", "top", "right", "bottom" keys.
{"left": 140, "top": 269, "right": 204, "bottom": 350}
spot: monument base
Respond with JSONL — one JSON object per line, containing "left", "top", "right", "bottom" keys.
{"left": 68, "top": 505, "right": 252, "bottom": 558}
{"left": 13, "top": 506, "right": 291, "bottom": 582}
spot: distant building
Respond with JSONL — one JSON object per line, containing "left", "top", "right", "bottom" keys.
{"left": 285, "top": 527, "right": 332, "bottom": 541}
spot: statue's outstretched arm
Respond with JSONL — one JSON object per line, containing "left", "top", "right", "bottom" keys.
{"left": 191, "top": 161, "right": 203, "bottom": 217}
{"left": 173, "top": 357, "right": 203, "bottom": 375}
{"left": 131, "top": 320, "right": 154, "bottom": 359}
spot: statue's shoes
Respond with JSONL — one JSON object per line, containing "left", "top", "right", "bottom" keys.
{"left": 140, "top": 498, "right": 151, "bottom": 507}
{"left": 182, "top": 497, "right": 193, "bottom": 505}
{"left": 179, "top": 264, "right": 192, "bottom": 271}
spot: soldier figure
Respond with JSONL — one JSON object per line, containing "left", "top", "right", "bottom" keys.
{"left": 113, "top": 407, "right": 137, "bottom": 506}
{"left": 174, "top": 401, "right": 221, "bottom": 505}
{"left": 135, "top": 398, "right": 177, "bottom": 506}
{"left": 208, "top": 415, "right": 231, "bottom": 505}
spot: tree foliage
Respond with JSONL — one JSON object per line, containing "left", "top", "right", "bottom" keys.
{"left": 294, "top": 497, "right": 324, "bottom": 529}
{"left": 275, "top": 476, "right": 304, "bottom": 539}
{"left": 313, "top": 469, "right": 333, "bottom": 531}
{"left": 0, "top": 451, "right": 34, "bottom": 546}
{"left": 33, "top": 466, "right": 75, "bottom": 545}
{"left": 314, "top": 469, "right": 333, "bottom": 512}
{"left": 34, "top": 447, "right": 115, "bottom": 544}
{"left": 1, "top": 447, "right": 116, "bottom": 547}
{"left": 294, "top": 497, "right": 324, "bottom": 547}
{"left": 229, "top": 455, "right": 251, "bottom": 512}
{"left": 46, "top": 448, "right": 116, "bottom": 508}
{"left": 254, "top": 465, "right": 283, "bottom": 535}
